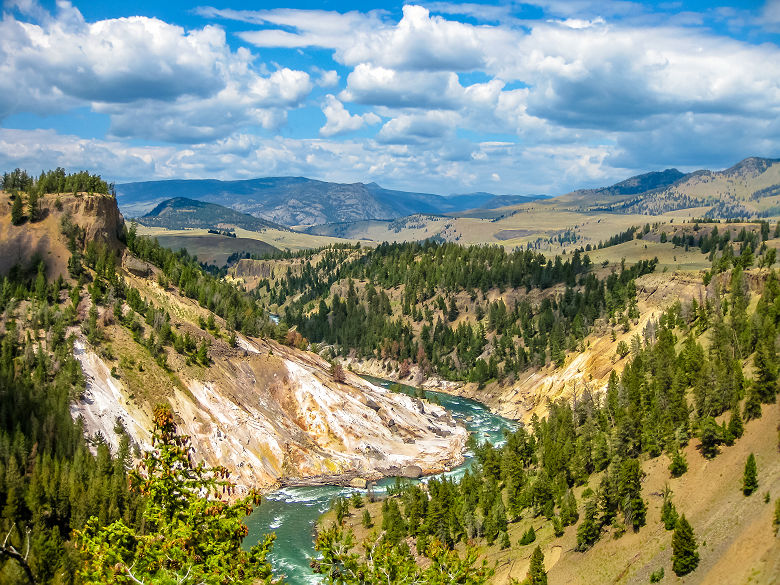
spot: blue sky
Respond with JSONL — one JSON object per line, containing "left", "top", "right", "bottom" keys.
{"left": 0, "top": 0, "right": 778, "bottom": 194}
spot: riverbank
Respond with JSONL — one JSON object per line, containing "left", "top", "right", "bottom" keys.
{"left": 243, "top": 379, "right": 518, "bottom": 584}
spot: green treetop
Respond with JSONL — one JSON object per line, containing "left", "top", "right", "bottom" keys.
{"left": 671, "top": 515, "right": 699, "bottom": 577}
{"left": 76, "top": 404, "right": 277, "bottom": 585}
{"left": 528, "top": 545, "right": 547, "bottom": 585}
{"left": 742, "top": 453, "right": 758, "bottom": 496}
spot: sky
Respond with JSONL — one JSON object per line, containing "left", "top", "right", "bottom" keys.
{"left": 0, "top": 0, "right": 779, "bottom": 195}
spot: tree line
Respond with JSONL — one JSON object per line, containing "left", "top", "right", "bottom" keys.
{"left": 327, "top": 266, "right": 777, "bottom": 580}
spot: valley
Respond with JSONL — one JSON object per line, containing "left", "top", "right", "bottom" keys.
{"left": 0, "top": 161, "right": 778, "bottom": 585}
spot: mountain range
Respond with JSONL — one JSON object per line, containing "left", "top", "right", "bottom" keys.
{"left": 118, "top": 157, "right": 780, "bottom": 230}
{"left": 116, "top": 177, "right": 546, "bottom": 226}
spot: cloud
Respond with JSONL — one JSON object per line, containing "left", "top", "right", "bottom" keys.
{"left": 377, "top": 110, "right": 459, "bottom": 144}
{"left": 0, "top": 126, "right": 625, "bottom": 195}
{"left": 319, "top": 95, "right": 380, "bottom": 137}
{"left": 314, "top": 69, "right": 340, "bottom": 88}
{"left": 340, "top": 65, "right": 468, "bottom": 109}
{"left": 226, "top": 5, "right": 510, "bottom": 72}
{"left": 228, "top": 3, "right": 780, "bottom": 140}
{"left": 0, "top": 2, "right": 313, "bottom": 141}
{"left": 1, "top": 2, "right": 779, "bottom": 195}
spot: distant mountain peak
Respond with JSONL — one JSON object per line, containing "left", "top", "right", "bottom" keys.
{"left": 722, "top": 156, "right": 780, "bottom": 177}
{"left": 594, "top": 168, "right": 686, "bottom": 196}
{"left": 139, "top": 197, "right": 288, "bottom": 232}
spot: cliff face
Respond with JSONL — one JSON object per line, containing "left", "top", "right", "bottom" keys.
{"left": 0, "top": 191, "right": 124, "bottom": 277}
{"left": 72, "top": 333, "right": 467, "bottom": 494}
{"left": 62, "top": 193, "right": 125, "bottom": 247}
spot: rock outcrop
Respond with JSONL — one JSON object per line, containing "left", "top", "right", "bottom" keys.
{"left": 72, "top": 332, "right": 467, "bottom": 495}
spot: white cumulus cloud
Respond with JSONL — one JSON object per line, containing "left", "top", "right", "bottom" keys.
{"left": 320, "top": 95, "right": 380, "bottom": 137}
{"left": 0, "top": 2, "right": 313, "bottom": 142}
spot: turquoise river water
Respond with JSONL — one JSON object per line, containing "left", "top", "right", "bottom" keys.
{"left": 244, "top": 376, "right": 517, "bottom": 584}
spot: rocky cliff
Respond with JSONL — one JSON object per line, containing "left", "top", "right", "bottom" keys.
{"left": 72, "top": 329, "right": 467, "bottom": 495}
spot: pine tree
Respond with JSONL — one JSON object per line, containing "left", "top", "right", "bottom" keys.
{"left": 552, "top": 515, "right": 564, "bottom": 537}
{"left": 727, "top": 407, "right": 744, "bottom": 439}
{"left": 618, "top": 458, "right": 647, "bottom": 530}
{"left": 560, "top": 490, "right": 579, "bottom": 526}
{"left": 11, "top": 193, "right": 24, "bottom": 225}
{"left": 528, "top": 545, "right": 547, "bottom": 585}
{"left": 576, "top": 498, "right": 600, "bottom": 551}
{"left": 672, "top": 515, "right": 699, "bottom": 576}
{"left": 669, "top": 449, "right": 688, "bottom": 477}
{"left": 742, "top": 453, "right": 758, "bottom": 496}
{"left": 753, "top": 339, "right": 778, "bottom": 404}
{"left": 518, "top": 525, "right": 536, "bottom": 545}
{"left": 698, "top": 416, "right": 722, "bottom": 459}
{"left": 661, "top": 487, "right": 678, "bottom": 531}
{"left": 743, "top": 386, "right": 762, "bottom": 421}
{"left": 28, "top": 191, "right": 39, "bottom": 222}
{"left": 362, "top": 508, "right": 372, "bottom": 528}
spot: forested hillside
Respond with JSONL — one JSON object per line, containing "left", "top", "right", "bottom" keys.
{"left": 1, "top": 167, "right": 778, "bottom": 584}
{"left": 239, "top": 241, "right": 654, "bottom": 384}
{"left": 319, "top": 266, "right": 780, "bottom": 583}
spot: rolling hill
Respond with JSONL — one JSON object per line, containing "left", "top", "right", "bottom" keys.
{"left": 137, "top": 197, "right": 288, "bottom": 232}
{"left": 556, "top": 156, "right": 780, "bottom": 217}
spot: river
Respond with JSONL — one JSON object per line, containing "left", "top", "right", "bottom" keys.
{"left": 243, "top": 376, "right": 518, "bottom": 584}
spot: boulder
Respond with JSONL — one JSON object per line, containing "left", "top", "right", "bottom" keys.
{"left": 400, "top": 465, "right": 422, "bottom": 479}
{"left": 125, "top": 256, "right": 151, "bottom": 277}
{"left": 350, "top": 477, "right": 368, "bottom": 489}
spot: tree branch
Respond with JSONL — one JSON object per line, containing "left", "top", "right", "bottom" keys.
{"left": 0, "top": 524, "right": 36, "bottom": 585}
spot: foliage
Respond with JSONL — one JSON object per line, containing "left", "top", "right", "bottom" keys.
{"left": 528, "top": 545, "right": 547, "bottom": 585}
{"left": 661, "top": 488, "right": 678, "bottom": 531}
{"left": 0, "top": 260, "right": 141, "bottom": 584}
{"left": 11, "top": 193, "right": 24, "bottom": 225}
{"left": 518, "top": 526, "right": 536, "bottom": 546}
{"left": 742, "top": 453, "right": 758, "bottom": 496}
{"left": 75, "top": 405, "right": 276, "bottom": 585}
{"left": 671, "top": 515, "right": 699, "bottom": 577}
{"left": 2, "top": 167, "right": 110, "bottom": 196}
{"left": 668, "top": 449, "right": 688, "bottom": 478}
{"left": 277, "top": 242, "right": 656, "bottom": 382}
{"left": 312, "top": 525, "right": 493, "bottom": 584}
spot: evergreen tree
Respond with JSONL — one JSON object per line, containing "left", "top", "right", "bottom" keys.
{"left": 528, "top": 545, "right": 547, "bottom": 585}
{"left": 552, "top": 515, "right": 564, "bottom": 537}
{"left": 753, "top": 339, "right": 778, "bottom": 404}
{"left": 560, "top": 490, "right": 579, "bottom": 526}
{"left": 518, "top": 526, "right": 536, "bottom": 545}
{"left": 28, "top": 191, "right": 39, "bottom": 222}
{"left": 671, "top": 515, "right": 699, "bottom": 576}
{"left": 576, "top": 498, "right": 600, "bottom": 551}
{"left": 362, "top": 509, "right": 373, "bottom": 529}
{"left": 76, "top": 405, "right": 276, "bottom": 584}
{"left": 618, "top": 458, "right": 647, "bottom": 530}
{"left": 698, "top": 416, "right": 722, "bottom": 459}
{"left": 743, "top": 386, "right": 762, "bottom": 421}
{"left": 661, "top": 487, "right": 678, "bottom": 531}
{"left": 742, "top": 453, "right": 758, "bottom": 496}
{"left": 669, "top": 449, "right": 688, "bottom": 478}
{"left": 727, "top": 407, "right": 744, "bottom": 439}
{"left": 11, "top": 193, "right": 24, "bottom": 225}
